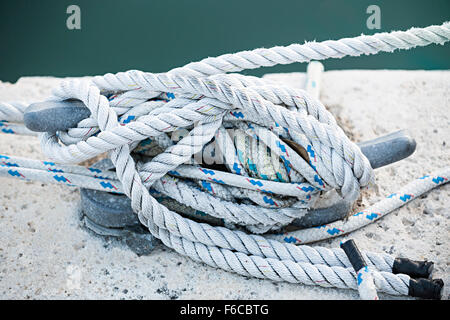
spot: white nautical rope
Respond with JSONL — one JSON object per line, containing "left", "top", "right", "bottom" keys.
{"left": 1, "top": 22, "right": 450, "bottom": 298}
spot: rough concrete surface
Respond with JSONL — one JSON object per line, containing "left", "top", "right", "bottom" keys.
{"left": 0, "top": 70, "right": 448, "bottom": 300}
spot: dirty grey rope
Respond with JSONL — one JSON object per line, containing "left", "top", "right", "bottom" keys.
{"left": 1, "top": 22, "right": 450, "bottom": 298}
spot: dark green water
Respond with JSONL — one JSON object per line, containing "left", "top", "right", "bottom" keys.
{"left": 1, "top": 0, "right": 449, "bottom": 82}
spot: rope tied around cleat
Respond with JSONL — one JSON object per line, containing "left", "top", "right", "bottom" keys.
{"left": 1, "top": 22, "right": 449, "bottom": 299}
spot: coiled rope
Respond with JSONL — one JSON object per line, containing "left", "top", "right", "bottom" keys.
{"left": 1, "top": 22, "right": 450, "bottom": 298}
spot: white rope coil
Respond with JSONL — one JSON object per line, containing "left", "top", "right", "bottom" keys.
{"left": 1, "top": 22, "right": 450, "bottom": 298}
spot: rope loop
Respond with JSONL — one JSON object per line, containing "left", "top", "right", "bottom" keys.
{"left": 44, "top": 71, "right": 373, "bottom": 204}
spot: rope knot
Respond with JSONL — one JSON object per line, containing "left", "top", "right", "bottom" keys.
{"left": 40, "top": 67, "right": 374, "bottom": 236}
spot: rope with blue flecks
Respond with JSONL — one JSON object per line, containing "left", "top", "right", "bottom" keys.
{"left": 0, "top": 22, "right": 449, "bottom": 299}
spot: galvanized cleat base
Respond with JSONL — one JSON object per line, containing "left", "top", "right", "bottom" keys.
{"left": 79, "top": 159, "right": 159, "bottom": 256}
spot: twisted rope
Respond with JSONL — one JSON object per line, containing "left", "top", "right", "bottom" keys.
{"left": 1, "top": 22, "right": 449, "bottom": 298}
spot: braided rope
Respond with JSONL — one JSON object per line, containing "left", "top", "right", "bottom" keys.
{"left": 1, "top": 22, "right": 449, "bottom": 298}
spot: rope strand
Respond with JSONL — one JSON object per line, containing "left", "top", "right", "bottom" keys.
{"left": 1, "top": 22, "right": 449, "bottom": 298}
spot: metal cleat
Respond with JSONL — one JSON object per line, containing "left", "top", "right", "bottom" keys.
{"left": 24, "top": 99, "right": 91, "bottom": 132}
{"left": 79, "top": 159, "right": 159, "bottom": 256}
